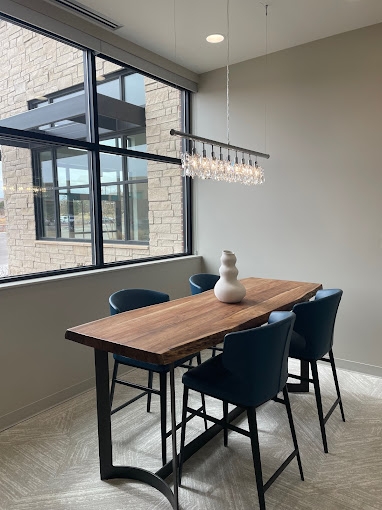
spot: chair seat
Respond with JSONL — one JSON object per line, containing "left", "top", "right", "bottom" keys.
{"left": 289, "top": 331, "right": 309, "bottom": 360}
{"left": 182, "top": 354, "right": 268, "bottom": 408}
{"left": 289, "top": 331, "right": 329, "bottom": 361}
{"left": 113, "top": 353, "right": 197, "bottom": 373}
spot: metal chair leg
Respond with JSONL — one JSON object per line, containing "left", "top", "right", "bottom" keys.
{"left": 109, "top": 361, "right": 119, "bottom": 409}
{"left": 223, "top": 400, "right": 229, "bottom": 446}
{"left": 159, "top": 372, "right": 167, "bottom": 466}
{"left": 329, "top": 349, "right": 345, "bottom": 422}
{"left": 179, "top": 386, "right": 189, "bottom": 485}
{"left": 200, "top": 392, "right": 208, "bottom": 430}
{"left": 247, "top": 407, "right": 266, "bottom": 510}
{"left": 283, "top": 387, "right": 304, "bottom": 481}
{"left": 311, "top": 360, "right": 329, "bottom": 453}
{"left": 147, "top": 370, "right": 153, "bottom": 412}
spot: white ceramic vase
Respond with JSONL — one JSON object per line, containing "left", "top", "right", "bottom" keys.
{"left": 214, "top": 250, "right": 246, "bottom": 303}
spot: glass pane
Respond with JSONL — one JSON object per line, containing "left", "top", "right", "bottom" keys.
{"left": 102, "top": 159, "right": 184, "bottom": 264}
{"left": 127, "top": 156, "right": 147, "bottom": 180}
{"left": 0, "top": 142, "right": 93, "bottom": 279}
{"left": 97, "top": 78, "right": 120, "bottom": 99}
{"left": 42, "top": 187, "right": 56, "bottom": 237}
{"left": 101, "top": 184, "right": 125, "bottom": 241}
{"left": 0, "top": 19, "right": 88, "bottom": 141}
{"left": 59, "top": 187, "right": 91, "bottom": 240}
{"left": 124, "top": 73, "right": 146, "bottom": 106}
{"left": 129, "top": 182, "right": 148, "bottom": 241}
{"left": 96, "top": 57, "right": 184, "bottom": 158}
{"left": 0, "top": 156, "right": 5, "bottom": 278}
{"left": 40, "top": 151, "right": 54, "bottom": 187}
{"left": 127, "top": 132, "right": 147, "bottom": 153}
{"left": 52, "top": 89, "right": 84, "bottom": 127}
{"left": 100, "top": 152, "right": 123, "bottom": 184}
{"left": 57, "top": 148, "right": 89, "bottom": 187}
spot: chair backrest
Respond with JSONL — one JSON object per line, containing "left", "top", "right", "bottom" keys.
{"left": 222, "top": 311, "right": 296, "bottom": 407}
{"left": 292, "top": 288, "right": 343, "bottom": 360}
{"left": 189, "top": 273, "right": 220, "bottom": 295}
{"left": 109, "top": 288, "right": 170, "bottom": 315}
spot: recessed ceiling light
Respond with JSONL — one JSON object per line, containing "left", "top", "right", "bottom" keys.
{"left": 206, "top": 34, "right": 224, "bottom": 44}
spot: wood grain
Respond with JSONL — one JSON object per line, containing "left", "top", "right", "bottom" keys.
{"left": 65, "top": 278, "right": 322, "bottom": 364}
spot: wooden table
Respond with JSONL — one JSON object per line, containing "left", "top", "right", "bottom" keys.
{"left": 65, "top": 277, "right": 322, "bottom": 509}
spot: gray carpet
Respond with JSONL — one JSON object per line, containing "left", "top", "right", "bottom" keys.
{"left": 1, "top": 358, "right": 382, "bottom": 510}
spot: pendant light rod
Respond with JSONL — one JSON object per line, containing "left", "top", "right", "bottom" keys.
{"left": 170, "top": 129, "right": 270, "bottom": 159}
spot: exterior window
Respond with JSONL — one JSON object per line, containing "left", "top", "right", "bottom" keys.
{"left": 36, "top": 147, "right": 92, "bottom": 240}
{"left": 33, "top": 70, "right": 150, "bottom": 245}
{"left": 0, "top": 17, "right": 189, "bottom": 280}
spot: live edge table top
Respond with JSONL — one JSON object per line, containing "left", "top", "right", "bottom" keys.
{"left": 65, "top": 278, "right": 322, "bottom": 365}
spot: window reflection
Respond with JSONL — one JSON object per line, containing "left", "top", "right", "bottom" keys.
{"left": 100, "top": 153, "right": 148, "bottom": 242}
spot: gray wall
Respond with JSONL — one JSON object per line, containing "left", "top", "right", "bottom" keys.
{"left": 193, "top": 24, "right": 382, "bottom": 375}
{"left": 0, "top": 256, "right": 202, "bottom": 430}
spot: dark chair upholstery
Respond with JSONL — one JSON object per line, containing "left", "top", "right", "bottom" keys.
{"left": 109, "top": 288, "right": 206, "bottom": 466}
{"left": 189, "top": 273, "right": 222, "bottom": 356}
{"left": 189, "top": 273, "right": 220, "bottom": 295}
{"left": 179, "top": 311, "right": 304, "bottom": 510}
{"left": 288, "top": 288, "right": 345, "bottom": 453}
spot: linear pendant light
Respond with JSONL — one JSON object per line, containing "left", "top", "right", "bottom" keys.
{"left": 170, "top": 1, "right": 270, "bottom": 185}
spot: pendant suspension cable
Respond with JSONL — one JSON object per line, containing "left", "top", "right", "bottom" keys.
{"left": 264, "top": 3, "right": 268, "bottom": 153}
{"left": 173, "top": 0, "right": 177, "bottom": 62}
{"left": 226, "top": 0, "right": 230, "bottom": 146}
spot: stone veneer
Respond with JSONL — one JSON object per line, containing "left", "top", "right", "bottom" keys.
{"left": 0, "top": 20, "right": 184, "bottom": 276}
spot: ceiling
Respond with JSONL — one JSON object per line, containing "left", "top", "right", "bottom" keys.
{"left": 58, "top": 0, "right": 382, "bottom": 74}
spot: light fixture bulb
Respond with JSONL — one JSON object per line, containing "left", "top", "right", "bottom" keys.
{"left": 206, "top": 34, "right": 225, "bottom": 44}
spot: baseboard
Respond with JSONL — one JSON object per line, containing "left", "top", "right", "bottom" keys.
{"left": 334, "top": 358, "right": 382, "bottom": 378}
{"left": 0, "top": 377, "right": 97, "bottom": 432}
{"left": 0, "top": 366, "right": 135, "bottom": 433}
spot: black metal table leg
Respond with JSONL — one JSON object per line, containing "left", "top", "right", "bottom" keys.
{"left": 94, "top": 349, "right": 177, "bottom": 508}
{"left": 287, "top": 359, "right": 310, "bottom": 393}
{"left": 169, "top": 364, "right": 179, "bottom": 508}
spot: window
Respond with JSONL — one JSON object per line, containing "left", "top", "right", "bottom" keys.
{"left": 0, "top": 17, "right": 190, "bottom": 280}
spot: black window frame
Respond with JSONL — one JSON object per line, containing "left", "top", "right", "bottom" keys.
{"left": 31, "top": 67, "right": 151, "bottom": 245}
{"left": 0, "top": 12, "right": 192, "bottom": 283}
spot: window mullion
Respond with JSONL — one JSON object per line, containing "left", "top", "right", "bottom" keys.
{"left": 84, "top": 50, "right": 104, "bottom": 266}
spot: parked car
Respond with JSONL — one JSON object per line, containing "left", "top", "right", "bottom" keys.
{"left": 60, "top": 215, "right": 74, "bottom": 224}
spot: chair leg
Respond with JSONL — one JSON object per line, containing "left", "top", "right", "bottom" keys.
{"left": 194, "top": 353, "right": 208, "bottom": 430}
{"left": 329, "top": 349, "right": 345, "bottom": 422}
{"left": 247, "top": 407, "right": 266, "bottom": 510}
{"left": 179, "top": 386, "right": 189, "bottom": 485}
{"left": 311, "top": 360, "right": 329, "bottom": 453}
{"left": 200, "top": 392, "right": 208, "bottom": 430}
{"left": 223, "top": 400, "right": 229, "bottom": 447}
{"left": 146, "top": 370, "right": 153, "bottom": 412}
{"left": 282, "top": 387, "right": 304, "bottom": 481}
{"left": 109, "top": 361, "right": 119, "bottom": 409}
{"left": 159, "top": 372, "right": 167, "bottom": 466}
{"left": 211, "top": 347, "right": 217, "bottom": 357}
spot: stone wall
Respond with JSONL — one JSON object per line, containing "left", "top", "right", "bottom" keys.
{"left": 0, "top": 20, "right": 184, "bottom": 276}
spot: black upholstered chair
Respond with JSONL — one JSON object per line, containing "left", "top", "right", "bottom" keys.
{"left": 109, "top": 288, "right": 205, "bottom": 466}
{"left": 189, "top": 273, "right": 220, "bottom": 295}
{"left": 179, "top": 311, "right": 303, "bottom": 510}
{"left": 288, "top": 288, "right": 345, "bottom": 453}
